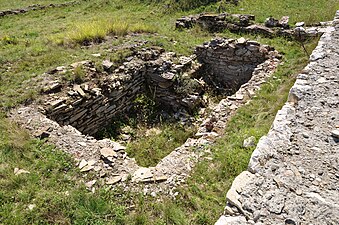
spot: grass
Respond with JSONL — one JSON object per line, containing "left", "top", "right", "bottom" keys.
{"left": 126, "top": 124, "right": 196, "bottom": 167}
{"left": 210, "top": 0, "right": 339, "bottom": 24}
{"left": 0, "top": 0, "right": 337, "bottom": 224}
{"left": 0, "top": 0, "right": 72, "bottom": 11}
{"left": 57, "top": 19, "right": 157, "bottom": 46}
{"left": 122, "top": 37, "right": 318, "bottom": 224}
{"left": 98, "top": 94, "right": 197, "bottom": 167}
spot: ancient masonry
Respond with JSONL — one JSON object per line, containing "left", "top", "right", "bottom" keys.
{"left": 195, "top": 38, "right": 276, "bottom": 94}
{"left": 39, "top": 48, "right": 203, "bottom": 136}
{"left": 176, "top": 13, "right": 331, "bottom": 40}
{"left": 216, "top": 11, "right": 339, "bottom": 225}
{"left": 0, "top": 1, "right": 79, "bottom": 18}
{"left": 11, "top": 38, "right": 280, "bottom": 194}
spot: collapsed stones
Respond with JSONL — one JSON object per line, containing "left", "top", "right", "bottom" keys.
{"left": 14, "top": 168, "right": 30, "bottom": 176}
{"left": 100, "top": 147, "right": 118, "bottom": 158}
{"left": 331, "top": 129, "right": 339, "bottom": 139}
{"left": 42, "top": 81, "right": 62, "bottom": 94}
{"left": 176, "top": 13, "right": 326, "bottom": 41}
{"left": 102, "top": 60, "right": 114, "bottom": 71}
{"left": 0, "top": 1, "right": 79, "bottom": 18}
{"left": 176, "top": 13, "right": 255, "bottom": 31}
{"left": 265, "top": 16, "right": 289, "bottom": 29}
{"left": 264, "top": 17, "right": 279, "bottom": 28}
{"left": 106, "top": 176, "right": 122, "bottom": 185}
{"left": 243, "top": 136, "right": 256, "bottom": 148}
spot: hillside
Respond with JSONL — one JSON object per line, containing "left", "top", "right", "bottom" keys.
{"left": 1, "top": 0, "right": 338, "bottom": 224}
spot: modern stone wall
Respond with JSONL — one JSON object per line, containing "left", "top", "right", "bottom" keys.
{"left": 195, "top": 38, "right": 276, "bottom": 94}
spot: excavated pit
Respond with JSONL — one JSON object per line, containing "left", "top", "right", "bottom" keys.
{"left": 41, "top": 39, "right": 275, "bottom": 138}
{"left": 195, "top": 38, "right": 276, "bottom": 95}
{"left": 42, "top": 48, "right": 202, "bottom": 137}
{"left": 11, "top": 37, "right": 280, "bottom": 191}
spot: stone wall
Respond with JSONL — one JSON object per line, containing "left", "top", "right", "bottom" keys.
{"left": 176, "top": 13, "right": 327, "bottom": 40}
{"left": 195, "top": 38, "right": 276, "bottom": 94}
{"left": 10, "top": 37, "right": 280, "bottom": 195}
{"left": 42, "top": 39, "right": 277, "bottom": 136}
{"left": 176, "top": 13, "right": 255, "bottom": 32}
{"left": 0, "top": 1, "right": 79, "bottom": 18}
{"left": 42, "top": 48, "right": 201, "bottom": 136}
{"left": 215, "top": 11, "right": 339, "bottom": 225}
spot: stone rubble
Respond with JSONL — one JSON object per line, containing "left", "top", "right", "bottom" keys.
{"left": 10, "top": 38, "right": 280, "bottom": 195}
{"left": 243, "top": 136, "right": 256, "bottom": 148}
{"left": 265, "top": 16, "right": 289, "bottom": 29}
{"left": 0, "top": 1, "right": 79, "bottom": 18}
{"left": 176, "top": 13, "right": 330, "bottom": 40}
{"left": 215, "top": 11, "right": 339, "bottom": 225}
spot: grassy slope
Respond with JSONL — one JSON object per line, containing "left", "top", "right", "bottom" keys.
{"left": 0, "top": 0, "right": 72, "bottom": 10}
{"left": 1, "top": 0, "right": 338, "bottom": 224}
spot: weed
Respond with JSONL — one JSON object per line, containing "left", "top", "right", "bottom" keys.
{"left": 62, "top": 65, "right": 86, "bottom": 84}
{"left": 66, "top": 21, "right": 108, "bottom": 45}
{"left": 72, "top": 65, "right": 86, "bottom": 84}
{"left": 110, "top": 49, "right": 133, "bottom": 64}
{"left": 130, "top": 23, "right": 158, "bottom": 34}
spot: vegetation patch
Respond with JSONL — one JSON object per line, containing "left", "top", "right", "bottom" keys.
{"left": 0, "top": 0, "right": 338, "bottom": 224}
{"left": 98, "top": 94, "right": 197, "bottom": 167}
{"left": 56, "top": 19, "right": 157, "bottom": 46}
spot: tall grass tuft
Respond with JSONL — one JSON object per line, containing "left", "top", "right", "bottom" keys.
{"left": 67, "top": 21, "right": 108, "bottom": 45}
{"left": 62, "top": 19, "right": 156, "bottom": 45}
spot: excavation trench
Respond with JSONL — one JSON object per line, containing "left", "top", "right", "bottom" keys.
{"left": 43, "top": 38, "right": 274, "bottom": 137}
{"left": 11, "top": 37, "right": 279, "bottom": 191}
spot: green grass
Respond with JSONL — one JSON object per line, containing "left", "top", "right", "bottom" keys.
{"left": 98, "top": 94, "right": 197, "bottom": 167}
{"left": 121, "top": 37, "right": 318, "bottom": 224}
{"left": 126, "top": 124, "right": 196, "bottom": 167}
{"left": 0, "top": 0, "right": 72, "bottom": 11}
{"left": 212, "top": 0, "right": 339, "bottom": 24}
{"left": 56, "top": 19, "right": 157, "bottom": 45}
{"left": 0, "top": 0, "right": 337, "bottom": 224}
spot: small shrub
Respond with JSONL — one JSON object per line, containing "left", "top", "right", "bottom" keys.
{"left": 73, "top": 65, "right": 86, "bottom": 84}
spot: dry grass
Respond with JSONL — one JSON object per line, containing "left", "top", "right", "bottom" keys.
{"left": 58, "top": 19, "right": 157, "bottom": 45}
